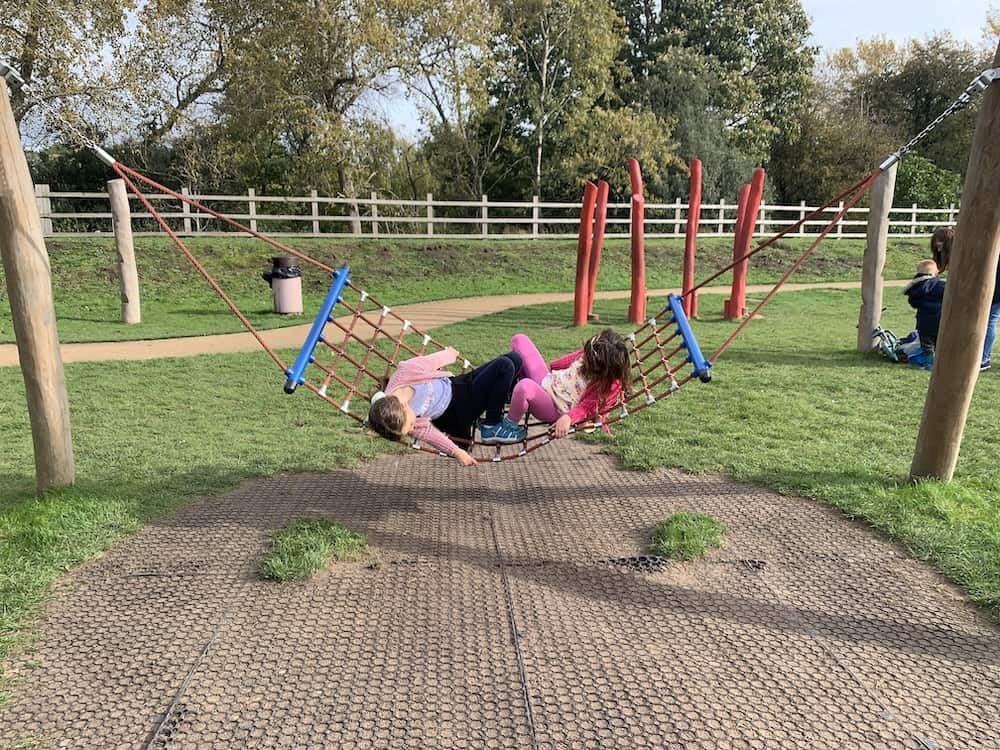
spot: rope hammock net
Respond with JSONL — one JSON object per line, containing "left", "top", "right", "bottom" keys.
{"left": 4, "top": 60, "right": 997, "bottom": 463}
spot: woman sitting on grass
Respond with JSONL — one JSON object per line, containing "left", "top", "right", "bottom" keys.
{"left": 365, "top": 347, "right": 525, "bottom": 466}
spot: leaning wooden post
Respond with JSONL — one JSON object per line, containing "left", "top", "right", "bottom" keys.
{"left": 586, "top": 179, "right": 609, "bottom": 320}
{"left": 0, "top": 78, "right": 74, "bottom": 493}
{"left": 682, "top": 159, "right": 702, "bottom": 318}
{"left": 627, "top": 158, "right": 646, "bottom": 324}
{"left": 107, "top": 178, "right": 141, "bottom": 324}
{"left": 911, "top": 47, "right": 1000, "bottom": 481}
{"left": 857, "top": 158, "right": 898, "bottom": 351}
{"left": 573, "top": 181, "right": 598, "bottom": 326}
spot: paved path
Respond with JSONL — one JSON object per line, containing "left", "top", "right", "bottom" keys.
{"left": 1, "top": 440, "right": 996, "bottom": 749}
{"left": 0, "top": 280, "right": 909, "bottom": 367}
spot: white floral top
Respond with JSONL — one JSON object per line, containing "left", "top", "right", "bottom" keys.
{"left": 542, "top": 359, "right": 588, "bottom": 413}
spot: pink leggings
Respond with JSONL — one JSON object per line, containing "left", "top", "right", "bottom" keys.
{"left": 508, "top": 334, "right": 562, "bottom": 423}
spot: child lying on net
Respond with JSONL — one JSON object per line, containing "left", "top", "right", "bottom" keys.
{"left": 507, "top": 329, "right": 632, "bottom": 437}
{"left": 365, "top": 347, "right": 525, "bottom": 466}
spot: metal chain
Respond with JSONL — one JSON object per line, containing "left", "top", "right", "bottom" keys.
{"left": 0, "top": 59, "right": 117, "bottom": 165}
{"left": 881, "top": 67, "right": 1000, "bottom": 170}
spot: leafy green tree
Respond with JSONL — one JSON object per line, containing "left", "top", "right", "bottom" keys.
{"left": 893, "top": 154, "right": 962, "bottom": 209}
{"left": 615, "top": 0, "right": 815, "bottom": 182}
{"left": 0, "top": 0, "right": 134, "bottom": 132}
{"left": 495, "top": 0, "right": 623, "bottom": 198}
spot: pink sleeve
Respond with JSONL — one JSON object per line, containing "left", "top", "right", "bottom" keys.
{"left": 410, "top": 419, "right": 460, "bottom": 456}
{"left": 567, "top": 379, "right": 622, "bottom": 427}
{"left": 549, "top": 349, "right": 583, "bottom": 371}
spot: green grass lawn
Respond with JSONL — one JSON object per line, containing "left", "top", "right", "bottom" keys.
{"left": 0, "top": 236, "right": 930, "bottom": 343}
{"left": 0, "top": 287, "right": 997, "bottom": 678}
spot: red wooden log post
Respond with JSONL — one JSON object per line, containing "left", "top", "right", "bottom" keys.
{"left": 724, "top": 184, "right": 751, "bottom": 320}
{"left": 627, "top": 158, "right": 646, "bottom": 324}
{"left": 586, "top": 180, "right": 609, "bottom": 321}
{"left": 724, "top": 168, "right": 766, "bottom": 320}
{"left": 682, "top": 159, "right": 702, "bottom": 318}
{"left": 574, "top": 181, "right": 598, "bottom": 326}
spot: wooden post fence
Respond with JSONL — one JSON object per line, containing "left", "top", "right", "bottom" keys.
{"left": 34, "top": 183, "right": 52, "bottom": 235}
{"left": 857, "top": 159, "right": 897, "bottom": 351}
{"left": 0, "top": 78, "right": 74, "bottom": 493}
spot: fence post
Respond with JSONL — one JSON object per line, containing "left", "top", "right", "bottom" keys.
{"left": 248, "top": 188, "right": 258, "bottom": 232}
{"left": 0, "top": 79, "right": 74, "bottom": 493}
{"left": 911, "top": 203, "right": 918, "bottom": 236}
{"left": 181, "top": 187, "right": 192, "bottom": 234}
{"left": 948, "top": 202, "right": 956, "bottom": 227}
{"left": 481, "top": 194, "right": 488, "bottom": 237}
{"left": 371, "top": 191, "right": 379, "bottom": 238}
{"left": 717, "top": 198, "right": 726, "bottom": 235}
{"left": 857, "top": 158, "right": 898, "bottom": 352}
{"left": 757, "top": 201, "right": 766, "bottom": 236}
{"left": 673, "top": 198, "right": 682, "bottom": 236}
{"left": 34, "top": 183, "right": 53, "bottom": 236}
{"left": 532, "top": 195, "right": 540, "bottom": 238}
{"left": 799, "top": 200, "right": 806, "bottom": 236}
{"left": 107, "top": 178, "right": 141, "bottom": 325}
{"left": 311, "top": 190, "right": 320, "bottom": 235}
{"left": 425, "top": 193, "right": 434, "bottom": 237}
{"left": 836, "top": 201, "right": 845, "bottom": 238}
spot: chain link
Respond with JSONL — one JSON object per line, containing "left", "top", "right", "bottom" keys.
{"left": 881, "top": 67, "right": 1000, "bottom": 171}
{"left": 0, "top": 58, "right": 116, "bottom": 165}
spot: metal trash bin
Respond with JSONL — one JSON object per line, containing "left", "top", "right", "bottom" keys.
{"left": 262, "top": 256, "right": 303, "bottom": 314}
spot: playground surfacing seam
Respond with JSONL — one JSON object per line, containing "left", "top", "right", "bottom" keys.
{"left": 0, "top": 440, "right": 997, "bottom": 749}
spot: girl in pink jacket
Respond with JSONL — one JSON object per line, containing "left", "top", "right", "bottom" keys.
{"left": 365, "top": 347, "right": 525, "bottom": 465}
{"left": 508, "top": 329, "right": 631, "bottom": 437}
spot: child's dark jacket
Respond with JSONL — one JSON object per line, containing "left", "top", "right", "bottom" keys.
{"left": 904, "top": 273, "right": 946, "bottom": 340}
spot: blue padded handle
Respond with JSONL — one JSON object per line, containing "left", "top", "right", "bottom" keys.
{"left": 284, "top": 265, "right": 350, "bottom": 394}
{"left": 667, "top": 294, "right": 712, "bottom": 383}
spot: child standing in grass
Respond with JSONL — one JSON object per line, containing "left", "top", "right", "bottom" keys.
{"left": 904, "top": 259, "right": 946, "bottom": 369}
{"left": 507, "top": 329, "right": 631, "bottom": 437}
{"left": 365, "top": 347, "right": 525, "bottom": 465}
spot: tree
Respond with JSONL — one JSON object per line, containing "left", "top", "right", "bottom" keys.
{"left": 0, "top": 0, "right": 133, "bottom": 134}
{"left": 495, "top": 0, "right": 622, "bottom": 198}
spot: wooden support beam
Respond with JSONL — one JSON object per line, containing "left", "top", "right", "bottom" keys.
{"left": 911, "top": 43, "right": 1000, "bottom": 481}
{"left": 857, "top": 160, "right": 897, "bottom": 351}
{"left": 108, "top": 178, "right": 141, "bottom": 324}
{"left": 0, "top": 79, "right": 74, "bottom": 493}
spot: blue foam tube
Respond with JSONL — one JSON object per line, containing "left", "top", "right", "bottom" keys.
{"left": 667, "top": 294, "right": 712, "bottom": 383}
{"left": 284, "top": 265, "right": 350, "bottom": 394}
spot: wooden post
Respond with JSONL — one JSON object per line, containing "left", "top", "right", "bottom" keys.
{"left": 717, "top": 198, "right": 726, "bottom": 234}
{"left": 107, "top": 178, "right": 141, "bottom": 325}
{"left": 34, "top": 183, "right": 53, "bottom": 235}
{"left": 531, "top": 195, "right": 540, "bottom": 238}
{"left": 673, "top": 198, "right": 682, "bottom": 236}
{"left": 370, "top": 191, "right": 379, "bottom": 237}
{"left": 0, "top": 79, "right": 74, "bottom": 493}
{"left": 181, "top": 187, "right": 192, "bottom": 234}
{"left": 481, "top": 194, "right": 488, "bottom": 237}
{"left": 627, "top": 158, "right": 646, "bottom": 324}
{"left": 857, "top": 159, "right": 898, "bottom": 351}
{"left": 911, "top": 44, "right": 1000, "bottom": 481}
{"left": 682, "top": 159, "right": 702, "bottom": 318}
{"left": 248, "top": 188, "right": 257, "bottom": 232}
{"left": 426, "top": 192, "right": 434, "bottom": 236}
{"left": 799, "top": 200, "right": 806, "bottom": 236}
{"left": 573, "top": 182, "right": 598, "bottom": 326}
{"left": 311, "top": 190, "right": 320, "bottom": 235}
{"left": 911, "top": 203, "right": 918, "bottom": 236}
{"left": 586, "top": 180, "right": 610, "bottom": 320}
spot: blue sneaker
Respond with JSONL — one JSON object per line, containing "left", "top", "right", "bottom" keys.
{"left": 479, "top": 417, "right": 526, "bottom": 444}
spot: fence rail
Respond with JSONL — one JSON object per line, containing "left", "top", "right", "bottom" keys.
{"left": 33, "top": 184, "right": 958, "bottom": 240}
